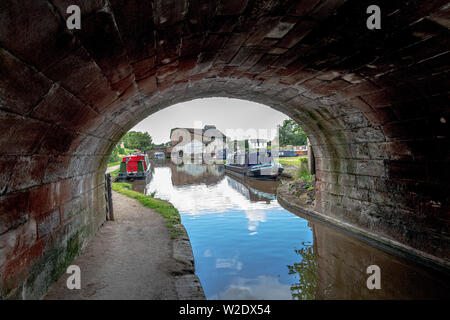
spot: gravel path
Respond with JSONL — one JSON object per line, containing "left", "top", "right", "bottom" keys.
{"left": 106, "top": 164, "right": 120, "bottom": 174}
{"left": 45, "top": 191, "right": 202, "bottom": 300}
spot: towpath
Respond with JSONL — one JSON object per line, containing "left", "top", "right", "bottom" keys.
{"left": 106, "top": 164, "right": 120, "bottom": 174}
{"left": 45, "top": 191, "right": 203, "bottom": 299}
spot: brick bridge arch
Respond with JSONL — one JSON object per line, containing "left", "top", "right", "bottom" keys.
{"left": 0, "top": 0, "right": 448, "bottom": 298}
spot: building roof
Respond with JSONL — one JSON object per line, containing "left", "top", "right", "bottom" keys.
{"left": 170, "top": 125, "right": 227, "bottom": 147}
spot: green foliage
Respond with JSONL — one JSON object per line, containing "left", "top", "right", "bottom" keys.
{"left": 287, "top": 243, "right": 318, "bottom": 300}
{"left": 153, "top": 141, "right": 171, "bottom": 148}
{"left": 295, "top": 162, "right": 312, "bottom": 183}
{"left": 109, "top": 146, "right": 122, "bottom": 163}
{"left": 108, "top": 131, "right": 153, "bottom": 164}
{"left": 109, "top": 168, "right": 119, "bottom": 178}
{"left": 279, "top": 119, "right": 307, "bottom": 146}
{"left": 122, "top": 131, "right": 153, "bottom": 151}
{"left": 112, "top": 182, "right": 183, "bottom": 238}
{"left": 107, "top": 160, "right": 121, "bottom": 168}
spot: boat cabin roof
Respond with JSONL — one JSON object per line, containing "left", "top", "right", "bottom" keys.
{"left": 122, "top": 153, "right": 148, "bottom": 161}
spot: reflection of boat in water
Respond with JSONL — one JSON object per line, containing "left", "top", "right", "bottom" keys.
{"left": 169, "top": 162, "right": 225, "bottom": 187}
{"left": 150, "top": 158, "right": 169, "bottom": 168}
{"left": 176, "top": 163, "right": 224, "bottom": 177}
{"left": 128, "top": 173, "right": 152, "bottom": 194}
{"left": 226, "top": 173, "right": 279, "bottom": 203}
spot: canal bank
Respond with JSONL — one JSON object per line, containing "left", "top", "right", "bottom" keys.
{"left": 45, "top": 190, "right": 204, "bottom": 300}
{"left": 277, "top": 183, "right": 450, "bottom": 275}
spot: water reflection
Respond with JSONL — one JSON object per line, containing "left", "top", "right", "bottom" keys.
{"left": 287, "top": 241, "right": 318, "bottom": 300}
{"left": 130, "top": 160, "right": 449, "bottom": 299}
{"left": 172, "top": 163, "right": 224, "bottom": 186}
{"left": 226, "top": 174, "right": 278, "bottom": 203}
{"left": 127, "top": 167, "right": 153, "bottom": 194}
{"left": 212, "top": 276, "right": 292, "bottom": 300}
{"left": 310, "top": 221, "right": 449, "bottom": 299}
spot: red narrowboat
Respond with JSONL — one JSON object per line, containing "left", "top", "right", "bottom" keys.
{"left": 118, "top": 153, "right": 151, "bottom": 180}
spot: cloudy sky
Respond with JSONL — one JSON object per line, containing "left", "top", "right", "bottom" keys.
{"left": 131, "top": 97, "right": 289, "bottom": 144}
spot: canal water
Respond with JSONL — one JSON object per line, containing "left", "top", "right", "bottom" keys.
{"left": 129, "top": 160, "right": 449, "bottom": 299}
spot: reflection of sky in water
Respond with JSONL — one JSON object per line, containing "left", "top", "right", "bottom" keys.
{"left": 146, "top": 168, "right": 281, "bottom": 215}
{"left": 145, "top": 165, "right": 314, "bottom": 299}
{"left": 211, "top": 276, "right": 292, "bottom": 300}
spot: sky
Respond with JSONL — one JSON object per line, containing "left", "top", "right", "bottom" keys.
{"left": 131, "top": 98, "right": 289, "bottom": 144}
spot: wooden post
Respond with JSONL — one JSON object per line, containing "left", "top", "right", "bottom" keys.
{"left": 105, "top": 173, "right": 114, "bottom": 221}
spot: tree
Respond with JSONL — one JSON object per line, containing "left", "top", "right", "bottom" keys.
{"left": 122, "top": 131, "right": 153, "bottom": 151}
{"left": 279, "top": 119, "right": 307, "bottom": 146}
{"left": 153, "top": 141, "right": 171, "bottom": 148}
{"left": 109, "top": 146, "right": 121, "bottom": 163}
{"left": 108, "top": 131, "right": 154, "bottom": 164}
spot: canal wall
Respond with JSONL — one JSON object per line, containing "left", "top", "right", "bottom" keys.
{"left": 0, "top": 171, "right": 107, "bottom": 299}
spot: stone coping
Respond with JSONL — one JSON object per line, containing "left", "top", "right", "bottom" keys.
{"left": 172, "top": 224, "right": 205, "bottom": 300}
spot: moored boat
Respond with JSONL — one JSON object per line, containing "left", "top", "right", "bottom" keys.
{"left": 153, "top": 151, "right": 165, "bottom": 159}
{"left": 224, "top": 139, "right": 283, "bottom": 179}
{"left": 224, "top": 149, "right": 283, "bottom": 180}
{"left": 225, "top": 162, "right": 283, "bottom": 179}
{"left": 118, "top": 153, "right": 151, "bottom": 181}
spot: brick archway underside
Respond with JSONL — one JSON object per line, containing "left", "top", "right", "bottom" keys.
{"left": 0, "top": 0, "right": 449, "bottom": 298}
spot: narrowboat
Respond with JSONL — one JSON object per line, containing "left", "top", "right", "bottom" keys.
{"left": 153, "top": 151, "right": 165, "bottom": 159}
{"left": 224, "top": 151, "right": 283, "bottom": 180}
{"left": 118, "top": 153, "right": 151, "bottom": 181}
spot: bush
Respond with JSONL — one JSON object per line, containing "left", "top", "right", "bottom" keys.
{"left": 295, "top": 161, "right": 312, "bottom": 183}
{"left": 109, "top": 147, "right": 121, "bottom": 163}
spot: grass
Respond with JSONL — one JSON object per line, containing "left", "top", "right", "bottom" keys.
{"left": 111, "top": 182, "right": 184, "bottom": 238}
{"left": 292, "top": 157, "right": 313, "bottom": 187}
{"left": 277, "top": 156, "right": 307, "bottom": 167}
{"left": 107, "top": 160, "right": 121, "bottom": 168}
{"left": 295, "top": 165, "right": 313, "bottom": 185}
{"left": 109, "top": 168, "right": 119, "bottom": 178}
